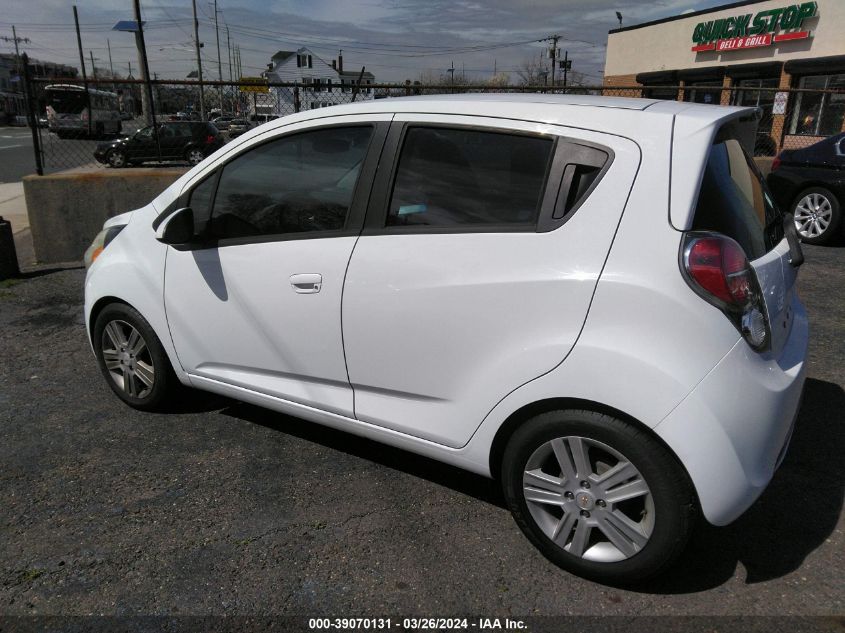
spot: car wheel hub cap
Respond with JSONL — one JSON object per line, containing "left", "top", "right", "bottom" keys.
{"left": 795, "top": 193, "right": 833, "bottom": 238}
{"left": 575, "top": 490, "right": 595, "bottom": 510}
{"left": 522, "top": 435, "right": 655, "bottom": 563}
{"left": 101, "top": 320, "right": 155, "bottom": 398}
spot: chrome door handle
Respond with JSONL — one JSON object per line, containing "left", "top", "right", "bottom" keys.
{"left": 290, "top": 273, "right": 322, "bottom": 294}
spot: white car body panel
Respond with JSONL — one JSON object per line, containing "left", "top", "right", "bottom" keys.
{"left": 83, "top": 95, "right": 807, "bottom": 527}
{"left": 342, "top": 114, "right": 641, "bottom": 448}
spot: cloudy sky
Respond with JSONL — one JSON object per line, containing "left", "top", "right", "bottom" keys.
{"left": 1, "top": 0, "right": 732, "bottom": 84}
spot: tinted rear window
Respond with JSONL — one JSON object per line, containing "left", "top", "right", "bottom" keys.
{"left": 387, "top": 127, "right": 553, "bottom": 228}
{"left": 692, "top": 137, "right": 783, "bottom": 259}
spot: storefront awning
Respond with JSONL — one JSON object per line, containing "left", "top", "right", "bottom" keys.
{"left": 725, "top": 61, "right": 783, "bottom": 80}
{"left": 635, "top": 70, "right": 678, "bottom": 85}
{"left": 784, "top": 54, "right": 845, "bottom": 76}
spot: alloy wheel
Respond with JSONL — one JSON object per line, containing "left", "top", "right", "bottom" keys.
{"left": 101, "top": 319, "right": 155, "bottom": 398}
{"left": 108, "top": 151, "right": 126, "bottom": 168}
{"left": 794, "top": 193, "right": 833, "bottom": 240}
{"left": 187, "top": 149, "right": 204, "bottom": 165}
{"left": 522, "top": 435, "right": 655, "bottom": 563}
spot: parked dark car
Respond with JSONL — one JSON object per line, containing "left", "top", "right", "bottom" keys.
{"left": 94, "top": 121, "right": 224, "bottom": 168}
{"left": 767, "top": 133, "right": 845, "bottom": 245}
{"left": 226, "top": 119, "right": 252, "bottom": 138}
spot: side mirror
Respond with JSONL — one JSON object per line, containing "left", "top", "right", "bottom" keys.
{"left": 155, "top": 207, "right": 195, "bottom": 245}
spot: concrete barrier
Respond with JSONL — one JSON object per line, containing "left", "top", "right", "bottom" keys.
{"left": 23, "top": 168, "right": 187, "bottom": 264}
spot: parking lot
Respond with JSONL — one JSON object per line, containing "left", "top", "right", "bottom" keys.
{"left": 0, "top": 243, "right": 842, "bottom": 621}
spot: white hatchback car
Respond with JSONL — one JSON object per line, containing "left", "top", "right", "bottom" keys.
{"left": 84, "top": 94, "right": 808, "bottom": 583}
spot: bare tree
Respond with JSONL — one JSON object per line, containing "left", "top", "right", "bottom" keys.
{"left": 514, "top": 54, "right": 550, "bottom": 86}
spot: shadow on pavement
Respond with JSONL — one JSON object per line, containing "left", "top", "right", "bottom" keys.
{"left": 639, "top": 377, "right": 844, "bottom": 593}
{"left": 216, "top": 377, "right": 841, "bottom": 593}
{"left": 220, "top": 400, "right": 506, "bottom": 509}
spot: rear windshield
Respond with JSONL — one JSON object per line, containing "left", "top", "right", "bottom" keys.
{"left": 46, "top": 90, "right": 86, "bottom": 114}
{"left": 692, "top": 136, "right": 784, "bottom": 259}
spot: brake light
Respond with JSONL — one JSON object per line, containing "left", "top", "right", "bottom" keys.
{"left": 682, "top": 232, "right": 769, "bottom": 350}
{"left": 771, "top": 154, "right": 781, "bottom": 172}
{"left": 205, "top": 134, "right": 215, "bottom": 144}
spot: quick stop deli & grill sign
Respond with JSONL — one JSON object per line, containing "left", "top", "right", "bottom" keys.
{"left": 691, "top": 2, "right": 817, "bottom": 52}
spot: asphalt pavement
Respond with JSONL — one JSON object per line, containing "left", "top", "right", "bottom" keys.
{"left": 0, "top": 243, "right": 843, "bottom": 626}
{"left": 0, "top": 126, "right": 102, "bottom": 183}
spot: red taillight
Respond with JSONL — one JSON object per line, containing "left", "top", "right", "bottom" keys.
{"left": 685, "top": 236, "right": 750, "bottom": 307}
{"left": 205, "top": 134, "right": 215, "bottom": 144}
{"left": 771, "top": 154, "right": 781, "bottom": 172}
{"left": 683, "top": 232, "right": 769, "bottom": 350}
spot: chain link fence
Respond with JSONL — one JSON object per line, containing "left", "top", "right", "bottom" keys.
{"left": 20, "top": 77, "right": 845, "bottom": 173}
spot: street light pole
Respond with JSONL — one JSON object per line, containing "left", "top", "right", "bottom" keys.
{"left": 191, "top": 0, "right": 205, "bottom": 120}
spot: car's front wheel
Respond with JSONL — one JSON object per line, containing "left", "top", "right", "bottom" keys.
{"left": 792, "top": 186, "right": 841, "bottom": 245}
{"left": 93, "top": 303, "right": 178, "bottom": 410}
{"left": 186, "top": 147, "right": 205, "bottom": 165}
{"left": 501, "top": 410, "right": 695, "bottom": 584}
{"left": 107, "top": 149, "right": 127, "bottom": 168}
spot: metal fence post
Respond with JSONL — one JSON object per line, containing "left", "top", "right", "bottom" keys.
{"left": 21, "top": 54, "right": 43, "bottom": 176}
{"left": 294, "top": 85, "right": 300, "bottom": 113}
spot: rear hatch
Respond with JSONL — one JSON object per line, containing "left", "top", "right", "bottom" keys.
{"left": 690, "top": 128, "right": 803, "bottom": 355}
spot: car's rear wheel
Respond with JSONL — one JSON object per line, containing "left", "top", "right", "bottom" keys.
{"left": 186, "top": 148, "right": 205, "bottom": 165}
{"left": 792, "top": 186, "right": 841, "bottom": 245}
{"left": 93, "top": 303, "right": 178, "bottom": 410}
{"left": 501, "top": 410, "right": 695, "bottom": 584}
{"left": 107, "top": 149, "right": 127, "bottom": 168}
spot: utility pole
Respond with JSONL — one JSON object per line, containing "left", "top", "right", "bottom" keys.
{"left": 127, "top": 60, "right": 132, "bottom": 77}
{"left": 5, "top": 27, "right": 32, "bottom": 133}
{"left": 89, "top": 50, "right": 97, "bottom": 79}
{"left": 549, "top": 34, "right": 560, "bottom": 91}
{"left": 72, "top": 6, "right": 92, "bottom": 136}
{"left": 107, "top": 39, "right": 115, "bottom": 79}
{"left": 133, "top": 0, "right": 158, "bottom": 147}
{"left": 191, "top": 0, "right": 205, "bottom": 120}
{"left": 562, "top": 50, "right": 569, "bottom": 89}
{"left": 3, "top": 27, "right": 31, "bottom": 78}
{"left": 226, "top": 25, "right": 233, "bottom": 82}
{"left": 214, "top": 0, "right": 223, "bottom": 109}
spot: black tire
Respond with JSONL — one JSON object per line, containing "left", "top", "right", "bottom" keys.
{"left": 107, "top": 149, "right": 127, "bottom": 168}
{"left": 501, "top": 410, "right": 695, "bottom": 585}
{"left": 185, "top": 147, "right": 205, "bottom": 166}
{"left": 791, "top": 186, "right": 841, "bottom": 245}
{"left": 92, "top": 303, "right": 179, "bottom": 411}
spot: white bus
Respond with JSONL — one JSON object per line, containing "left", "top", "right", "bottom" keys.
{"left": 44, "top": 84, "right": 122, "bottom": 139}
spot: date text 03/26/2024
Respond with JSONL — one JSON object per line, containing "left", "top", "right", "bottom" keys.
{"left": 308, "top": 618, "right": 527, "bottom": 630}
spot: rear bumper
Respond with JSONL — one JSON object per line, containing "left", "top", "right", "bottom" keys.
{"left": 654, "top": 295, "right": 808, "bottom": 526}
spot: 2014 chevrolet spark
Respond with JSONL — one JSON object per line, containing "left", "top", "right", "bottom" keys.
{"left": 84, "top": 94, "right": 808, "bottom": 584}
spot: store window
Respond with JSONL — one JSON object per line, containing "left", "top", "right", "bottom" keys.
{"left": 789, "top": 74, "right": 845, "bottom": 136}
{"left": 733, "top": 78, "right": 780, "bottom": 156}
{"left": 684, "top": 81, "right": 722, "bottom": 105}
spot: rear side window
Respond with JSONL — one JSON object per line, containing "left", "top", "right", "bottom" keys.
{"left": 692, "top": 137, "right": 783, "bottom": 259}
{"left": 387, "top": 127, "right": 553, "bottom": 228}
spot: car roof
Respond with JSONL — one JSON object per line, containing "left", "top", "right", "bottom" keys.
{"left": 255, "top": 93, "right": 751, "bottom": 136}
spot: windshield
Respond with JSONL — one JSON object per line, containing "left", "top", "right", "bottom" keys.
{"left": 46, "top": 89, "right": 86, "bottom": 115}
{"left": 692, "top": 136, "right": 784, "bottom": 259}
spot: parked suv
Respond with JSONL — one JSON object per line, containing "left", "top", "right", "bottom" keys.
{"left": 83, "top": 95, "right": 808, "bottom": 583}
{"left": 94, "top": 121, "right": 224, "bottom": 167}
